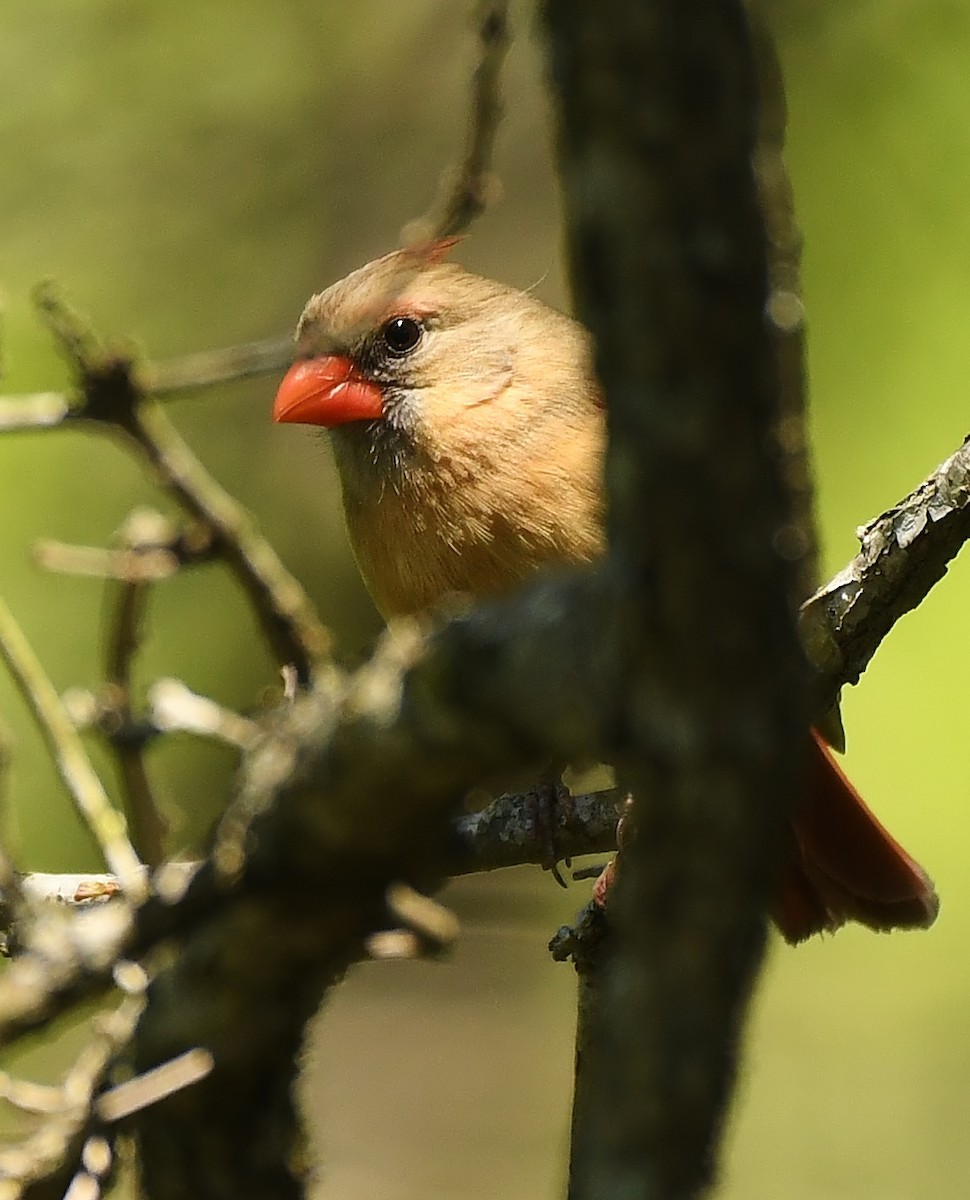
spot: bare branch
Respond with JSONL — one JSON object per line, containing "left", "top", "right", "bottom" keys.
{"left": 34, "top": 541, "right": 179, "bottom": 581}
{"left": 0, "top": 997, "right": 142, "bottom": 1200}
{"left": 36, "top": 511, "right": 214, "bottom": 584}
{"left": 0, "top": 287, "right": 330, "bottom": 684}
{"left": 16, "top": 873, "right": 123, "bottom": 906}
{"left": 141, "top": 335, "right": 294, "bottom": 398}
{"left": 101, "top": 512, "right": 172, "bottom": 867}
{"left": 381, "top": 883, "right": 460, "bottom": 955}
{"left": 0, "top": 595, "right": 144, "bottom": 893}
{"left": 451, "top": 783, "right": 620, "bottom": 875}
{"left": 96, "top": 1047, "right": 214, "bottom": 1123}
{"left": 124, "top": 402, "right": 330, "bottom": 682}
{"left": 405, "top": 0, "right": 510, "bottom": 243}
{"left": 0, "top": 393, "right": 72, "bottom": 432}
{"left": 0, "top": 336, "right": 295, "bottom": 429}
{"left": 801, "top": 434, "right": 970, "bottom": 705}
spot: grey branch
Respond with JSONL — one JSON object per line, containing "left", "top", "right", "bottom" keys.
{"left": 801, "top": 434, "right": 970, "bottom": 707}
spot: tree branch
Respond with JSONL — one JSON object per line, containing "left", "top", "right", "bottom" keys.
{"left": 406, "top": 0, "right": 511, "bottom": 244}
{"left": 801, "top": 434, "right": 970, "bottom": 706}
{"left": 0, "top": 595, "right": 144, "bottom": 893}
{"left": 142, "top": 335, "right": 294, "bottom": 398}
{"left": 0, "top": 289, "right": 330, "bottom": 684}
{"left": 101, "top": 512, "right": 171, "bottom": 867}
{"left": 543, "top": 2, "right": 808, "bottom": 1196}
{"left": 121, "top": 401, "right": 330, "bottom": 681}
{"left": 0, "top": 402, "right": 964, "bottom": 1187}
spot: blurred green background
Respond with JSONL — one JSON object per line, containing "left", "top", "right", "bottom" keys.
{"left": 1, "top": 1, "right": 968, "bottom": 1196}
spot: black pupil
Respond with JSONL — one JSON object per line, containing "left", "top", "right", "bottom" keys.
{"left": 383, "top": 317, "right": 422, "bottom": 355}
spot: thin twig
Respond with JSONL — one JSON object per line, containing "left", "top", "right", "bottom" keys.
{"left": 405, "top": 0, "right": 511, "bottom": 243}
{"left": 34, "top": 541, "right": 180, "bottom": 581}
{"left": 1, "top": 286, "right": 331, "bottom": 683}
{"left": 141, "top": 335, "right": 294, "bottom": 398}
{"left": 0, "top": 332, "right": 294, "bottom": 427}
{"left": 96, "top": 1047, "right": 214, "bottom": 1123}
{"left": 0, "top": 595, "right": 144, "bottom": 894}
{"left": 0, "top": 996, "right": 142, "bottom": 1197}
{"left": 0, "top": 1071, "right": 66, "bottom": 1115}
{"left": 148, "top": 678, "right": 260, "bottom": 751}
{"left": 102, "top": 512, "right": 173, "bottom": 867}
{"left": 35, "top": 517, "right": 214, "bottom": 582}
{"left": 123, "top": 402, "right": 329, "bottom": 682}
{"left": 18, "top": 873, "right": 126, "bottom": 905}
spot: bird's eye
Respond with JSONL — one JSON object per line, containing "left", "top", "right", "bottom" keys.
{"left": 381, "top": 316, "right": 423, "bottom": 356}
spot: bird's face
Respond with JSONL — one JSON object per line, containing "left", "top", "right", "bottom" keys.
{"left": 275, "top": 243, "right": 531, "bottom": 451}
{"left": 273, "top": 244, "right": 605, "bottom": 616}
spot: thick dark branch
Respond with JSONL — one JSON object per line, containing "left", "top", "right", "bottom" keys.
{"left": 544, "top": 2, "right": 807, "bottom": 1197}
{"left": 130, "top": 587, "right": 611, "bottom": 1199}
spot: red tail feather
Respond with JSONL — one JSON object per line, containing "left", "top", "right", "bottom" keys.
{"left": 773, "top": 732, "right": 939, "bottom": 943}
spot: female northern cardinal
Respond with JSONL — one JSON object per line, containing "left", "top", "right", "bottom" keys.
{"left": 273, "top": 241, "right": 939, "bottom": 943}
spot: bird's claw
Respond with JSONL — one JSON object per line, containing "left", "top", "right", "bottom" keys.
{"left": 532, "top": 775, "right": 573, "bottom": 887}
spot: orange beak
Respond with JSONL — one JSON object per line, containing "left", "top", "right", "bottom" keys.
{"left": 272, "top": 356, "right": 385, "bottom": 427}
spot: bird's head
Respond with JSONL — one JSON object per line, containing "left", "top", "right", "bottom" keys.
{"left": 272, "top": 243, "right": 604, "bottom": 616}
{"left": 273, "top": 241, "right": 591, "bottom": 457}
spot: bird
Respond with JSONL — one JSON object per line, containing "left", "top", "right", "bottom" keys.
{"left": 272, "top": 240, "right": 939, "bottom": 944}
